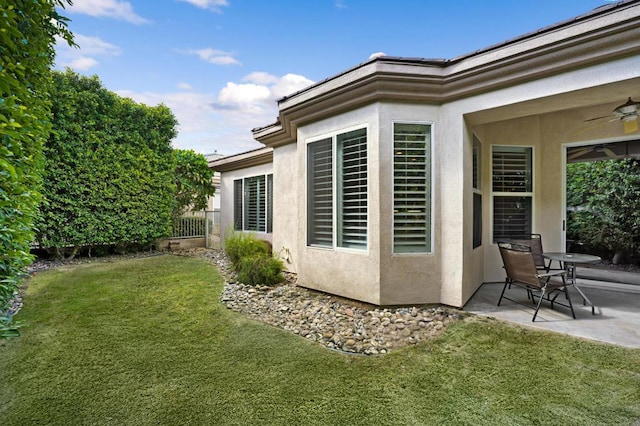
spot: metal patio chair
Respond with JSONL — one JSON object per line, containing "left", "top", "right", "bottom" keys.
{"left": 497, "top": 242, "right": 576, "bottom": 322}
{"left": 509, "top": 234, "right": 559, "bottom": 272}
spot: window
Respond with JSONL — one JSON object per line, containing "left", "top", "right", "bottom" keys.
{"left": 307, "top": 138, "right": 333, "bottom": 247}
{"left": 393, "top": 123, "right": 431, "bottom": 254}
{"left": 472, "top": 136, "right": 482, "bottom": 249}
{"left": 307, "top": 128, "right": 368, "bottom": 250}
{"left": 233, "top": 174, "right": 273, "bottom": 233}
{"left": 338, "top": 129, "right": 368, "bottom": 248}
{"left": 492, "top": 146, "right": 533, "bottom": 242}
{"left": 233, "top": 179, "right": 243, "bottom": 230}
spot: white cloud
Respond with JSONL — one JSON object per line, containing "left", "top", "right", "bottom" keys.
{"left": 188, "top": 48, "right": 241, "bottom": 65}
{"left": 270, "top": 73, "right": 315, "bottom": 99}
{"left": 177, "top": 0, "right": 229, "bottom": 13}
{"left": 68, "top": 0, "right": 149, "bottom": 24}
{"left": 55, "top": 34, "right": 121, "bottom": 71}
{"left": 217, "top": 83, "right": 271, "bottom": 110}
{"left": 68, "top": 57, "right": 99, "bottom": 71}
{"left": 178, "top": 82, "right": 193, "bottom": 90}
{"left": 114, "top": 72, "right": 314, "bottom": 155}
{"left": 243, "top": 72, "right": 280, "bottom": 85}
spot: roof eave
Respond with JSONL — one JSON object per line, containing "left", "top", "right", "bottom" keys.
{"left": 208, "top": 147, "right": 273, "bottom": 172}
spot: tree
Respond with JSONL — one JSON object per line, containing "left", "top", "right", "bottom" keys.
{"left": 36, "top": 70, "right": 178, "bottom": 258}
{"left": 566, "top": 159, "right": 640, "bottom": 263}
{"left": 0, "top": 0, "right": 73, "bottom": 337}
{"left": 174, "top": 149, "right": 216, "bottom": 217}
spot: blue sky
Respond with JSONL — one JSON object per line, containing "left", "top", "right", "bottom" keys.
{"left": 55, "top": 0, "right": 610, "bottom": 156}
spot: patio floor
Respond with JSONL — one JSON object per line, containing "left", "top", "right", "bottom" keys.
{"left": 463, "top": 279, "right": 640, "bottom": 348}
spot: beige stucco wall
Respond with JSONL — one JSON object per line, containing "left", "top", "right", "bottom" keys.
{"left": 219, "top": 162, "right": 274, "bottom": 246}
{"left": 294, "top": 104, "right": 382, "bottom": 305}
{"left": 288, "top": 101, "right": 467, "bottom": 306}
{"left": 377, "top": 102, "right": 444, "bottom": 305}
{"left": 220, "top": 54, "right": 640, "bottom": 308}
{"left": 272, "top": 143, "right": 298, "bottom": 272}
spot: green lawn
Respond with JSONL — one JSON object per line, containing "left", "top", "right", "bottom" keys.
{"left": 1, "top": 255, "right": 639, "bottom": 425}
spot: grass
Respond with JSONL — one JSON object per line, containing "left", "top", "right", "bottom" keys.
{"left": 1, "top": 254, "right": 639, "bottom": 425}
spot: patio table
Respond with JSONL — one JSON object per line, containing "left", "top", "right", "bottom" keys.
{"left": 543, "top": 252, "right": 601, "bottom": 315}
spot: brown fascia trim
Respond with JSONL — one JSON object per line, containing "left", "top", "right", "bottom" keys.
{"left": 254, "top": 2, "right": 640, "bottom": 148}
{"left": 208, "top": 147, "right": 273, "bottom": 172}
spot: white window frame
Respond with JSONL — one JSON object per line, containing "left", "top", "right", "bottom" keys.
{"left": 490, "top": 145, "right": 535, "bottom": 244}
{"left": 391, "top": 120, "right": 434, "bottom": 255}
{"left": 233, "top": 173, "right": 273, "bottom": 234}
{"left": 472, "top": 135, "right": 482, "bottom": 249}
{"left": 305, "top": 125, "right": 369, "bottom": 252}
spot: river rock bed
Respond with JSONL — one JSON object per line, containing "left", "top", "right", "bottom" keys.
{"left": 177, "top": 247, "right": 463, "bottom": 355}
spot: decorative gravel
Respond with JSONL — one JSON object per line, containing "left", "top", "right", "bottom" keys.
{"left": 176, "top": 247, "right": 463, "bottom": 355}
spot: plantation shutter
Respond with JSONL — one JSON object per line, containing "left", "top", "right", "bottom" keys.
{"left": 233, "top": 179, "right": 243, "bottom": 230}
{"left": 337, "top": 128, "right": 367, "bottom": 249}
{"left": 393, "top": 123, "right": 431, "bottom": 253}
{"left": 492, "top": 146, "right": 533, "bottom": 241}
{"left": 492, "top": 147, "right": 532, "bottom": 193}
{"left": 267, "top": 174, "right": 273, "bottom": 233}
{"left": 307, "top": 138, "right": 333, "bottom": 247}
{"left": 244, "top": 175, "right": 265, "bottom": 232}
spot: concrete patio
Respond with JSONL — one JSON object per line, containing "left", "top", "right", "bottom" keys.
{"left": 464, "top": 277, "right": 640, "bottom": 348}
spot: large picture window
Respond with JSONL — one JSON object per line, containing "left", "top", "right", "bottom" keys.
{"left": 393, "top": 122, "right": 431, "bottom": 254}
{"left": 233, "top": 174, "right": 273, "bottom": 233}
{"left": 492, "top": 146, "right": 533, "bottom": 242}
{"left": 307, "top": 127, "right": 368, "bottom": 250}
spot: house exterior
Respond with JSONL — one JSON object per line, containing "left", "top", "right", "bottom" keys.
{"left": 210, "top": 1, "right": 640, "bottom": 307}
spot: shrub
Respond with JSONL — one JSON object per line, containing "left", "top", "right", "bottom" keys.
{"left": 0, "top": 1, "right": 73, "bottom": 338}
{"left": 236, "top": 255, "right": 285, "bottom": 286}
{"left": 224, "top": 231, "right": 270, "bottom": 267}
{"left": 36, "top": 70, "right": 177, "bottom": 259}
{"left": 224, "top": 231, "right": 284, "bottom": 286}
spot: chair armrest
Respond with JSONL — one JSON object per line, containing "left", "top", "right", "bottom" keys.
{"left": 537, "top": 270, "right": 566, "bottom": 278}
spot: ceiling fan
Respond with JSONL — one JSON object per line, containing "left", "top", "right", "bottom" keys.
{"left": 567, "top": 144, "right": 619, "bottom": 161}
{"left": 583, "top": 97, "right": 640, "bottom": 134}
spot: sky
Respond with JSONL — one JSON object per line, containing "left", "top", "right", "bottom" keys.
{"left": 54, "top": 0, "right": 613, "bottom": 156}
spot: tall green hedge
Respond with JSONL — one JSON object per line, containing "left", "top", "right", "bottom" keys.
{"left": 0, "top": 1, "right": 73, "bottom": 337}
{"left": 36, "top": 70, "right": 178, "bottom": 257}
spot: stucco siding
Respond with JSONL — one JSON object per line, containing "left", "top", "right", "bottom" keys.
{"left": 377, "top": 103, "right": 442, "bottom": 305}
{"left": 295, "top": 104, "right": 382, "bottom": 305}
{"left": 272, "top": 143, "right": 298, "bottom": 272}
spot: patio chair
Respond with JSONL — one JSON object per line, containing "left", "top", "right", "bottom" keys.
{"left": 497, "top": 242, "right": 576, "bottom": 322}
{"left": 509, "top": 234, "right": 557, "bottom": 272}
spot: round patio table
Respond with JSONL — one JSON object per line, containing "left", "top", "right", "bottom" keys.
{"left": 543, "top": 252, "right": 601, "bottom": 315}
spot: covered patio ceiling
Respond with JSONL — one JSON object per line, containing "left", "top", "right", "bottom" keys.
{"left": 465, "top": 76, "right": 640, "bottom": 128}
{"left": 466, "top": 77, "right": 640, "bottom": 156}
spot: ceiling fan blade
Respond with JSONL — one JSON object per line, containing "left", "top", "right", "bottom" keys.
{"left": 572, "top": 118, "right": 618, "bottom": 137}
{"left": 623, "top": 118, "right": 639, "bottom": 134}
{"left": 602, "top": 147, "right": 619, "bottom": 159}
{"left": 568, "top": 148, "right": 591, "bottom": 160}
{"left": 584, "top": 115, "right": 612, "bottom": 122}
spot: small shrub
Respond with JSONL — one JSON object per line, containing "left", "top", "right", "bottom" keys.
{"left": 224, "top": 231, "right": 270, "bottom": 268}
{"left": 224, "top": 231, "right": 284, "bottom": 286}
{"left": 236, "top": 255, "right": 285, "bottom": 286}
